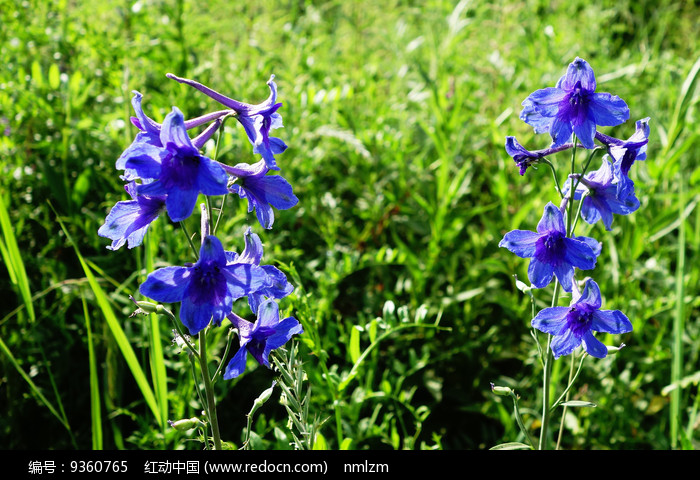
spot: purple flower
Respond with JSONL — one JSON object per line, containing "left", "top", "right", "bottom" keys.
{"left": 505, "top": 136, "right": 577, "bottom": 175}
{"left": 225, "top": 227, "right": 294, "bottom": 314}
{"left": 532, "top": 278, "right": 632, "bottom": 359}
{"left": 520, "top": 57, "right": 629, "bottom": 149}
{"left": 564, "top": 157, "right": 640, "bottom": 231}
{"left": 223, "top": 300, "right": 303, "bottom": 379}
{"left": 116, "top": 91, "right": 230, "bottom": 182}
{"left": 222, "top": 160, "right": 298, "bottom": 229}
{"left": 499, "top": 202, "right": 600, "bottom": 292}
{"left": 166, "top": 73, "right": 287, "bottom": 171}
{"left": 98, "top": 181, "right": 166, "bottom": 250}
{"left": 597, "top": 117, "right": 650, "bottom": 200}
{"left": 122, "top": 107, "right": 230, "bottom": 222}
{"left": 139, "top": 235, "right": 269, "bottom": 335}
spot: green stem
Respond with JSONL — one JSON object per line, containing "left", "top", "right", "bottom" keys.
{"left": 199, "top": 329, "right": 222, "bottom": 450}
{"left": 510, "top": 391, "right": 536, "bottom": 449}
{"left": 539, "top": 279, "right": 561, "bottom": 450}
{"left": 555, "top": 354, "right": 577, "bottom": 450}
{"left": 180, "top": 221, "right": 199, "bottom": 259}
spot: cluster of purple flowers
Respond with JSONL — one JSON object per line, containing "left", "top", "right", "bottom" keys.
{"left": 99, "top": 74, "right": 302, "bottom": 378}
{"left": 500, "top": 57, "right": 644, "bottom": 359}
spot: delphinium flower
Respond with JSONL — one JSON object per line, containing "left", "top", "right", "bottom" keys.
{"left": 224, "top": 227, "right": 294, "bottom": 314}
{"left": 596, "top": 117, "right": 650, "bottom": 200}
{"left": 520, "top": 57, "right": 630, "bottom": 149}
{"left": 499, "top": 202, "right": 600, "bottom": 292}
{"left": 505, "top": 136, "right": 579, "bottom": 175}
{"left": 139, "top": 235, "right": 269, "bottom": 335}
{"left": 117, "top": 91, "right": 231, "bottom": 182}
{"left": 563, "top": 157, "right": 640, "bottom": 231}
{"left": 531, "top": 278, "right": 632, "bottom": 359}
{"left": 166, "top": 73, "right": 287, "bottom": 171}
{"left": 121, "top": 107, "right": 230, "bottom": 222}
{"left": 222, "top": 160, "right": 298, "bottom": 229}
{"left": 98, "top": 181, "right": 166, "bottom": 250}
{"left": 223, "top": 300, "right": 303, "bottom": 379}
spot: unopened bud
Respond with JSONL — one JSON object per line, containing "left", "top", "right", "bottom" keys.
{"left": 606, "top": 343, "right": 626, "bottom": 355}
{"left": 168, "top": 417, "right": 204, "bottom": 431}
{"left": 490, "top": 383, "right": 512, "bottom": 396}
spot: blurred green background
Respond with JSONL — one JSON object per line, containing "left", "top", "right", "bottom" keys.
{"left": 1, "top": 0, "right": 699, "bottom": 450}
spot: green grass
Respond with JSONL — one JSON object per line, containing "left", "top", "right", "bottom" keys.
{"left": 1, "top": 0, "right": 699, "bottom": 450}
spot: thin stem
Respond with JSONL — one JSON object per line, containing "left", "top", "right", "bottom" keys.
{"left": 555, "top": 354, "right": 577, "bottom": 450}
{"left": 180, "top": 221, "right": 199, "bottom": 259}
{"left": 510, "top": 391, "right": 536, "bottom": 449}
{"left": 198, "top": 329, "right": 222, "bottom": 450}
{"left": 539, "top": 278, "right": 561, "bottom": 450}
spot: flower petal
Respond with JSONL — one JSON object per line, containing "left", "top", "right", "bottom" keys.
{"left": 139, "top": 266, "right": 191, "bottom": 303}
{"left": 537, "top": 202, "right": 565, "bottom": 234}
{"left": 550, "top": 328, "right": 581, "bottom": 359}
{"left": 589, "top": 92, "right": 629, "bottom": 127}
{"left": 531, "top": 307, "right": 569, "bottom": 335}
{"left": 498, "top": 230, "right": 541, "bottom": 258}
{"left": 581, "top": 330, "right": 608, "bottom": 358}
{"left": 528, "top": 258, "right": 554, "bottom": 289}
{"left": 222, "top": 344, "right": 250, "bottom": 380}
{"left": 590, "top": 309, "right": 632, "bottom": 335}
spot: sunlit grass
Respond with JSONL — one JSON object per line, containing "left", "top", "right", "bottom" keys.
{"left": 0, "top": 0, "right": 698, "bottom": 450}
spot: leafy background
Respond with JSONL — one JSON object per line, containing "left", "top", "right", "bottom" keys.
{"left": 1, "top": 0, "right": 698, "bottom": 450}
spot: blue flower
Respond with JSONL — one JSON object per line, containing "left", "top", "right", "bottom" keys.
{"left": 139, "top": 235, "right": 269, "bottom": 335}
{"left": 224, "top": 227, "right": 294, "bottom": 314}
{"left": 564, "top": 157, "right": 640, "bottom": 231}
{"left": 122, "top": 107, "right": 230, "bottom": 222}
{"left": 532, "top": 278, "right": 632, "bottom": 359}
{"left": 116, "top": 91, "right": 231, "bottom": 182}
{"left": 223, "top": 300, "right": 303, "bottom": 379}
{"left": 597, "top": 117, "right": 650, "bottom": 200}
{"left": 505, "top": 136, "right": 576, "bottom": 175}
{"left": 167, "top": 73, "right": 287, "bottom": 171}
{"left": 98, "top": 181, "right": 166, "bottom": 250}
{"left": 222, "top": 160, "right": 298, "bottom": 229}
{"left": 520, "top": 57, "right": 629, "bottom": 149}
{"left": 499, "top": 202, "right": 600, "bottom": 292}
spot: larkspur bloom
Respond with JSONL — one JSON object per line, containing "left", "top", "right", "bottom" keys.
{"left": 223, "top": 300, "right": 303, "bottom": 379}
{"left": 222, "top": 160, "right": 298, "bottom": 229}
{"left": 98, "top": 181, "right": 166, "bottom": 250}
{"left": 505, "top": 136, "right": 578, "bottom": 175}
{"left": 531, "top": 278, "right": 632, "bottom": 359}
{"left": 225, "top": 227, "right": 294, "bottom": 314}
{"left": 596, "top": 117, "right": 650, "bottom": 200}
{"left": 520, "top": 57, "right": 629, "bottom": 149}
{"left": 121, "top": 107, "right": 230, "bottom": 222}
{"left": 116, "top": 91, "right": 231, "bottom": 182}
{"left": 499, "top": 202, "right": 600, "bottom": 292}
{"left": 139, "top": 235, "right": 269, "bottom": 335}
{"left": 167, "top": 73, "right": 287, "bottom": 171}
{"left": 564, "top": 157, "right": 640, "bottom": 231}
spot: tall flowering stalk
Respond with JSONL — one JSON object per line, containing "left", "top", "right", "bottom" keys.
{"left": 99, "top": 74, "right": 302, "bottom": 449}
{"left": 493, "top": 58, "right": 645, "bottom": 450}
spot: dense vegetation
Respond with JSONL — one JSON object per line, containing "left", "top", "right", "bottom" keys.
{"left": 1, "top": 0, "right": 698, "bottom": 450}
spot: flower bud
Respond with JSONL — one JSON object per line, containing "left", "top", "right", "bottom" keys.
{"left": 168, "top": 417, "right": 204, "bottom": 431}
{"left": 490, "top": 383, "right": 512, "bottom": 396}
{"left": 605, "top": 343, "right": 626, "bottom": 355}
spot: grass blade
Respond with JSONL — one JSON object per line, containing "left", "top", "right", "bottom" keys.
{"left": 52, "top": 203, "right": 162, "bottom": 426}
{"left": 82, "top": 296, "right": 103, "bottom": 450}
{"left": 0, "top": 193, "right": 35, "bottom": 322}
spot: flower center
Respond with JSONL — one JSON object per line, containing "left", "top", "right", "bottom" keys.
{"left": 161, "top": 151, "right": 201, "bottom": 190}
{"left": 188, "top": 262, "right": 225, "bottom": 304}
{"left": 566, "top": 305, "right": 594, "bottom": 337}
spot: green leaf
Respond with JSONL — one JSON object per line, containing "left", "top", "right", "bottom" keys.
{"left": 560, "top": 400, "right": 597, "bottom": 408}
{"left": 349, "top": 326, "right": 361, "bottom": 364}
{"left": 489, "top": 442, "right": 533, "bottom": 450}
